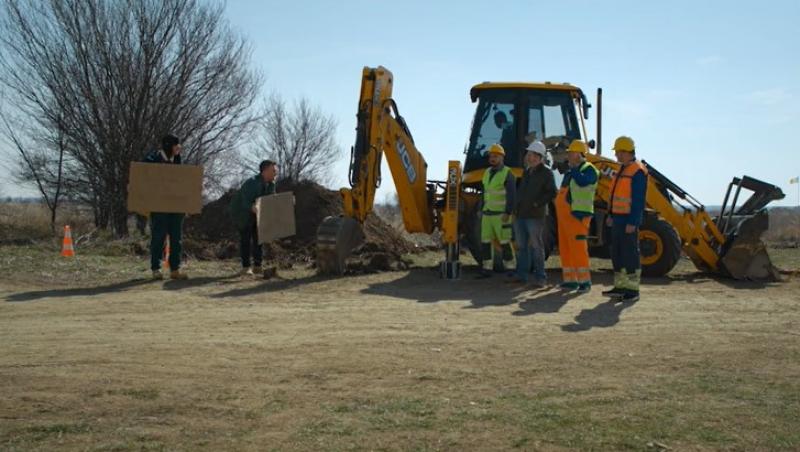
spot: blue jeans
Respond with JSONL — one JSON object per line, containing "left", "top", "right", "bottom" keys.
{"left": 513, "top": 218, "right": 546, "bottom": 282}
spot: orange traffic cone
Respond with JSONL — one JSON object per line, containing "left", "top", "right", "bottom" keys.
{"left": 162, "top": 235, "right": 170, "bottom": 270}
{"left": 61, "top": 225, "right": 75, "bottom": 257}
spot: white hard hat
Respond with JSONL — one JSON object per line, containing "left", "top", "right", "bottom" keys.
{"left": 526, "top": 141, "right": 547, "bottom": 156}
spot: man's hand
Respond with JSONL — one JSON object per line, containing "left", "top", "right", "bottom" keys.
{"left": 502, "top": 214, "right": 510, "bottom": 223}
{"left": 606, "top": 216, "right": 613, "bottom": 227}
{"left": 625, "top": 224, "right": 636, "bottom": 234}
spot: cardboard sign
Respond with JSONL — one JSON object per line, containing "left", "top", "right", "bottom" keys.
{"left": 256, "top": 192, "right": 296, "bottom": 243}
{"left": 127, "top": 162, "right": 203, "bottom": 215}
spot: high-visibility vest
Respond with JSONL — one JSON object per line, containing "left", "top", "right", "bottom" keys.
{"left": 482, "top": 166, "right": 512, "bottom": 213}
{"left": 569, "top": 161, "right": 599, "bottom": 214}
{"left": 610, "top": 160, "right": 648, "bottom": 215}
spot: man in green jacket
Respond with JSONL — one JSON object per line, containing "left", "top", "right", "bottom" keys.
{"left": 230, "top": 160, "right": 277, "bottom": 276}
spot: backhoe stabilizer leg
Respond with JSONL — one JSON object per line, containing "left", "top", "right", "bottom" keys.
{"left": 439, "top": 243, "right": 461, "bottom": 279}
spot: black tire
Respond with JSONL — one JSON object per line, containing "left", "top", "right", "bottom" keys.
{"left": 639, "top": 215, "right": 681, "bottom": 277}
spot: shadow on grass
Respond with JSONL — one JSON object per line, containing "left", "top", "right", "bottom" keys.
{"left": 362, "top": 266, "right": 538, "bottom": 309}
{"left": 512, "top": 290, "right": 581, "bottom": 317}
{"left": 207, "top": 274, "right": 333, "bottom": 299}
{"left": 5, "top": 278, "right": 153, "bottom": 302}
{"left": 5, "top": 274, "right": 238, "bottom": 302}
{"left": 560, "top": 299, "right": 637, "bottom": 332}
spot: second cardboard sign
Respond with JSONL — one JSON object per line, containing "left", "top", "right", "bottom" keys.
{"left": 256, "top": 191, "right": 296, "bottom": 244}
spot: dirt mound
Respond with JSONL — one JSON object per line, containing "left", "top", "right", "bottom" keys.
{"left": 183, "top": 180, "right": 418, "bottom": 272}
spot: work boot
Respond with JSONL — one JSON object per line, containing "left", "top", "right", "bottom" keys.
{"left": 621, "top": 291, "right": 640, "bottom": 303}
{"left": 529, "top": 279, "right": 546, "bottom": 289}
{"left": 559, "top": 281, "right": 579, "bottom": 291}
{"left": 152, "top": 270, "right": 164, "bottom": 280}
{"left": 239, "top": 267, "right": 253, "bottom": 276}
{"left": 602, "top": 287, "right": 626, "bottom": 298}
{"left": 170, "top": 270, "right": 189, "bottom": 280}
{"left": 576, "top": 282, "right": 592, "bottom": 294}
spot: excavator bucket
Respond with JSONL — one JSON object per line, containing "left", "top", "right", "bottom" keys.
{"left": 715, "top": 176, "right": 784, "bottom": 281}
{"left": 718, "top": 211, "right": 781, "bottom": 280}
{"left": 316, "top": 216, "right": 365, "bottom": 275}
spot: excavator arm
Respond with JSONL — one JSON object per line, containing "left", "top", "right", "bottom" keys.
{"left": 317, "top": 66, "right": 445, "bottom": 274}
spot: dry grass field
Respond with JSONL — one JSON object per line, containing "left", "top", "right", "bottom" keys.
{"left": 1, "top": 203, "right": 799, "bottom": 450}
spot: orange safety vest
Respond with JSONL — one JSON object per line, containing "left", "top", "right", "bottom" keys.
{"left": 609, "top": 160, "right": 648, "bottom": 215}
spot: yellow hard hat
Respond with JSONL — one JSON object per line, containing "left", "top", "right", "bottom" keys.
{"left": 612, "top": 136, "right": 635, "bottom": 152}
{"left": 488, "top": 143, "right": 506, "bottom": 156}
{"left": 567, "top": 140, "right": 588, "bottom": 154}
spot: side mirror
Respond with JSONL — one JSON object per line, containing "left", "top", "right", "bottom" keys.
{"left": 588, "top": 139, "right": 596, "bottom": 150}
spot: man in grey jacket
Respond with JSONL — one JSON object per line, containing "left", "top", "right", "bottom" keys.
{"left": 511, "top": 141, "right": 557, "bottom": 286}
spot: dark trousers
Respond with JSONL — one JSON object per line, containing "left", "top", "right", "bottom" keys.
{"left": 611, "top": 220, "right": 640, "bottom": 274}
{"left": 239, "top": 219, "right": 262, "bottom": 268}
{"left": 150, "top": 213, "right": 184, "bottom": 271}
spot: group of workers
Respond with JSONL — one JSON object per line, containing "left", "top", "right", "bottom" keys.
{"left": 144, "top": 133, "right": 648, "bottom": 303}
{"left": 479, "top": 135, "right": 647, "bottom": 303}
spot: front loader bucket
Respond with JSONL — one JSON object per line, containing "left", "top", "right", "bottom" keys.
{"left": 316, "top": 216, "right": 365, "bottom": 275}
{"left": 718, "top": 210, "right": 781, "bottom": 281}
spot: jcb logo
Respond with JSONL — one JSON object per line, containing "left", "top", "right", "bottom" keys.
{"left": 600, "top": 166, "right": 617, "bottom": 179}
{"left": 397, "top": 139, "right": 417, "bottom": 183}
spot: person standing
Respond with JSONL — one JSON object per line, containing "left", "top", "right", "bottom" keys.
{"left": 602, "top": 136, "right": 648, "bottom": 302}
{"left": 479, "top": 144, "right": 516, "bottom": 276}
{"left": 511, "top": 141, "right": 556, "bottom": 286}
{"left": 144, "top": 134, "right": 188, "bottom": 280}
{"left": 554, "top": 140, "right": 598, "bottom": 293}
{"left": 229, "top": 160, "right": 278, "bottom": 276}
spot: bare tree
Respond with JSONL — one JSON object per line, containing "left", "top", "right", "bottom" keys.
{"left": 0, "top": 112, "right": 66, "bottom": 233}
{"left": 246, "top": 94, "right": 340, "bottom": 184}
{"left": 0, "top": 0, "right": 262, "bottom": 236}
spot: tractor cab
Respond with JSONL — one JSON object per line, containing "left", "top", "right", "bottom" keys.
{"left": 463, "top": 83, "right": 591, "bottom": 183}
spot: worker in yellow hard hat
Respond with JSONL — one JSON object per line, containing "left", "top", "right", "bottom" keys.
{"left": 603, "top": 136, "right": 648, "bottom": 303}
{"left": 554, "top": 140, "right": 598, "bottom": 293}
{"left": 479, "top": 143, "right": 517, "bottom": 277}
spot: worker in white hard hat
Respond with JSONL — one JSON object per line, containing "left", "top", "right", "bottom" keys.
{"left": 509, "top": 141, "right": 557, "bottom": 286}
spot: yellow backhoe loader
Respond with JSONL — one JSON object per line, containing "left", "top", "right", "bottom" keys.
{"left": 317, "top": 66, "right": 784, "bottom": 280}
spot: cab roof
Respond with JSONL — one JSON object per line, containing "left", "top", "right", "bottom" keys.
{"left": 470, "top": 82, "right": 584, "bottom": 102}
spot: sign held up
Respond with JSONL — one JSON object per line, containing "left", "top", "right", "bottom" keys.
{"left": 127, "top": 162, "right": 203, "bottom": 216}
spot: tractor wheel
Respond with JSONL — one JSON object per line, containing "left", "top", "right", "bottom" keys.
{"left": 640, "top": 216, "right": 682, "bottom": 277}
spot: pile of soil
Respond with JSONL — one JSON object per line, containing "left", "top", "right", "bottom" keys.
{"left": 183, "top": 180, "right": 418, "bottom": 272}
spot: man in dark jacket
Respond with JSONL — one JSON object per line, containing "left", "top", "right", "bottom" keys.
{"left": 229, "top": 160, "right": 277, "bottom": 276}
{"left": 143, "top": 134, "right": 188, "bottom": 280}
{"left": 511, "top": 141, "right": 557, "bottom": 286}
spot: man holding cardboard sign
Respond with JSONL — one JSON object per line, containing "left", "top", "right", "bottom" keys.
{"left": 229, "top": 160, "right": 277, "bottom": 276}
{"left": 141, "top": 134, "right": 190, "bottom": 280}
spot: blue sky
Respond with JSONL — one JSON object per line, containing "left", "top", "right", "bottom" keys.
{"left": 2, "top": 0, "right": 799, "bottom": 206}
{"left": 222, "top": 0, "right": 800, "bottom": 206}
